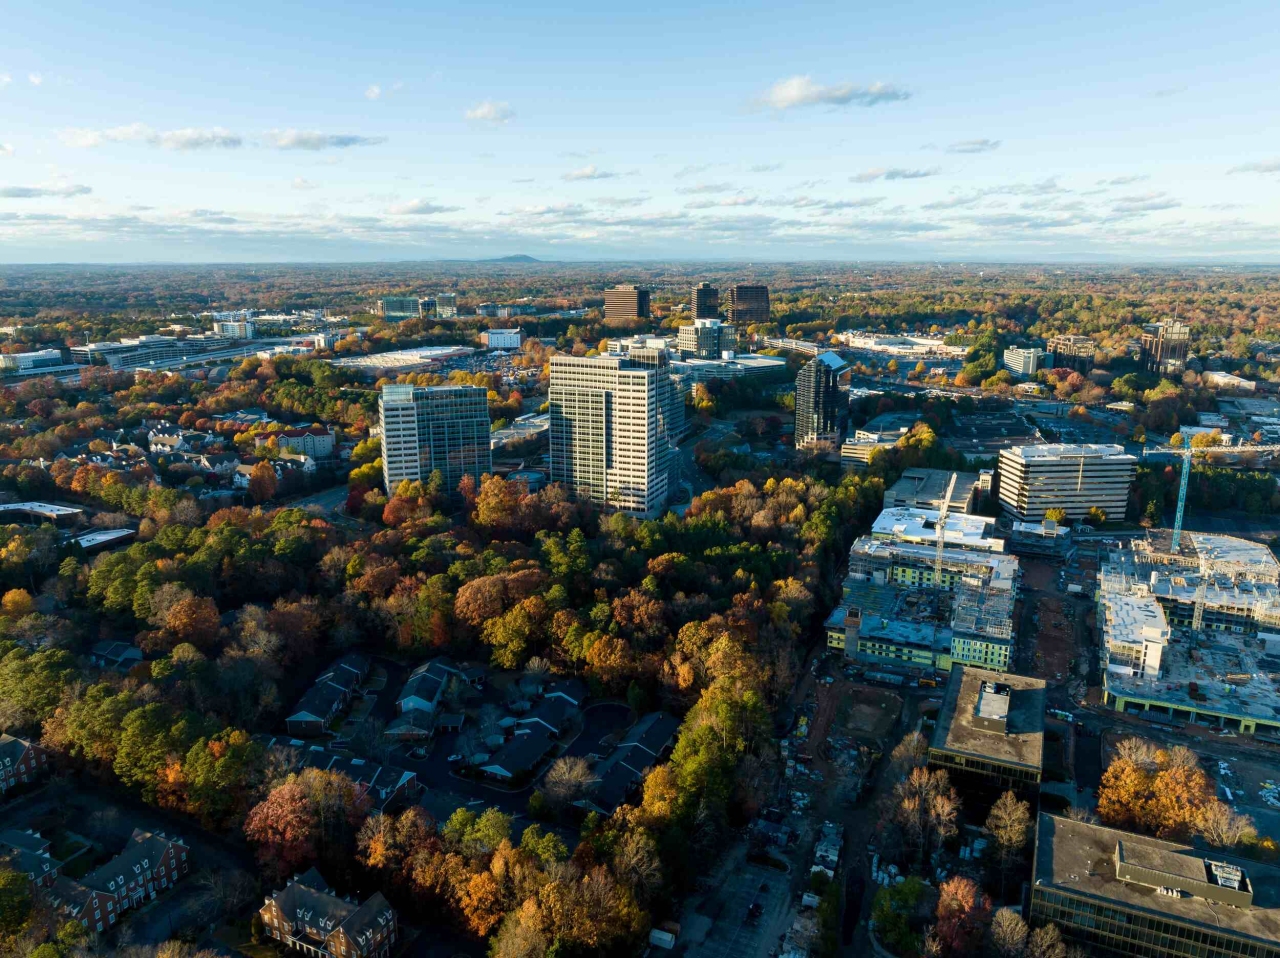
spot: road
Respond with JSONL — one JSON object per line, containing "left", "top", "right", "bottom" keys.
{"left": 288, "top": 483, "right": 350, "bottom": 514}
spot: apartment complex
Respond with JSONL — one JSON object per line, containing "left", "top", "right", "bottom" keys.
{"left": 261, "top": 868, "right": 398, "bottom": 958}
{"left": 603, "top": 284, "right": 651, "bottom": 323}
{"left": 795, "top": 352, "right": 847, "bottom": 448}
{"left": 1139, "top": 320, "right": 1191, "bottom": 375}
{"left": 0, "top": 348, "right": 66, "bottom": 372}
{"left": 377, "top": 296, "right": 425, "bottom": 321}
{"left": 928, "top": 666, "right": 1046, "bottom": 794}
{"left": 548, "top": 353, "right": 681, "bottom": 518}
{"left": 1096, "top": 533, "right": 1280, "bottom": 735}
{"left": 1031, "top": 815, "right": 1280, "bottom": 958}
{"left": 1047, "top": 333, "right": 1096, "bottom": 373}
{"left": 676, "top": 317, "right": 738, "bottom": 359}
{"left": 997, "top": 443, "right": 1137, "bottom": 520}
{"left": 0, "top": 734, "right": 50, "bottom": 794}
{"left": 1002, "top": 346, "right": 1046, "bottom": 377}
{"left": 378, "top": 384, "right": 492, "bottom": 495}
{"left": 51, "top": 829, "right": 190, "bottom": 934}
{"left": 725, "top": 284, "right": 770, "bottom": 327}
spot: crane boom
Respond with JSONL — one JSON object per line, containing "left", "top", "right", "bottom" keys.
{"left": 1148, "top": 440, "right": 1280, "bottom": 553}
{"left": 935, "top": 472, "right": 958, "bottom": 590}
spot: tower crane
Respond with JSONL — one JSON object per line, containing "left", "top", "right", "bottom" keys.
{"left": 934, "top": 472, "right": 958, "bottom": 590}
{"left": 1155, "top": 439, "right": 1280, "bottom": 552}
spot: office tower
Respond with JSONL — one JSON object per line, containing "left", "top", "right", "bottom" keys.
{"left": 379, "top": 384, "right": 492, "bottom": 495}
{"left": 997, "top": 443, "right": 1137, "bottom": 520}
{"left": 1002, "top": 347, "right": 1045, "bottom": 377}
{"left": 726, "top": 284, "right": 770, "bottom": 327}
{"left": 795, "top": 351, "right": 848, "bottom": 448}
{"left": 603, "top": 285, "right": 651, "bottom": 324}
{"left": 1139, "top": 320, "right": 1191, "bottom": 375}
{"left": 548, "top": 353, "right": 681, "bottom": 518}
{"left": 435, "top": 294, "right": 458, "bottom": 319}
{"left": 1046, "top": 334, "right": 1095, "bottom": 374}
{"left": 691, "top": 282, "right": 719, "bottom": 319}
{"left": 676, "top": 317, "right": 738, "bottom": 359}
{"left": 378, "top": 297, "right": 424, "bottom": 321}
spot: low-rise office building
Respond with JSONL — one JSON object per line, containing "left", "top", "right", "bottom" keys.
{"left": 1031, "top": 814, "right": 1280, "bottom": 958}
{"left": 1002, "top": 346, "right": 1046, "bottom": 378}
{"left": 481, "top": 328, "right": 525, "bottom": 349}
{"left": 928, "top": 665, "right": 1045, "bottom": 794}
{"left": 0, "top": 349, "right": 66, "bottom": 372}
{"left": 883, "top": 468, "right": 983, "bottom": 513}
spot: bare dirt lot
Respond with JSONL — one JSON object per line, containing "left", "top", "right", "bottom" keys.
{"left": 1032, "top": 593, "right": 1074, "bottom": 685}
{"left": 842, "top": 688, "right": 904, "bottom": 742}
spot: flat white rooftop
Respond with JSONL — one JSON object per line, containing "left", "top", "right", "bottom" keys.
{"left": 873, "top": 506, "right": 1002, "bottom": 551}
{"left": 0, "top": 501, "right": 84, "bottom": 517}
{"left": 1002, "top": 443, "right": 1133, "bottom": 461}
{"left": 1190, "top": 532, "right": 1280, "bottom": 576}
{"left": 1100, "top": 590, "right": 1170, "bottom": 646}
{"left": 331, "top": 346, "right": 475, "bottom": 369}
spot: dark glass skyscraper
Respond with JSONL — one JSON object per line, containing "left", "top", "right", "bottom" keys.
{"left": 795, "top": 351, "right": 848, "bottom": 447}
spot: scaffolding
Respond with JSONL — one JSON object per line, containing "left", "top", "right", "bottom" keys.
{"left": 951, "top": 577, "right": 1014, "bottom": 640}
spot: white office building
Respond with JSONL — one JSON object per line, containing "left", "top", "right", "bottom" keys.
{"left": 482, "top": 329, "right": 524, "bottom": 349}
{"left": 0, "top": 348, "right": 66, "bottom": 371}
{"left": 379, "top": 384, "right": 492, "bottom": 496}
{"left": 212, "top": 320, "right": 257, "bottom": 339}
{"left": 548, "top": 353, "right": 682, "bottom": 518}
{"left": 1099, "top": 589, "right": 1168, "bottom": 679}
{"left": 1003, "top": 347, "right": 1046, "bottom": 378}
{"left": 997, "top": 443, "right": 1137, "bottom": 520}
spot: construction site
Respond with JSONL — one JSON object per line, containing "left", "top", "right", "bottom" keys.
{"left": 1097, "top": 529, "right": 1280, "bottom": 736}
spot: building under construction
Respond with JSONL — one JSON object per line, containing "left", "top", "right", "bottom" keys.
{"left": 1096, "top": 531, "right": 1280, "bottom": 735}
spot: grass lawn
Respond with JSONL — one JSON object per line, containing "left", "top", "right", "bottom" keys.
{"left": 213, "top": 920, "right": 278, "bottom": 958}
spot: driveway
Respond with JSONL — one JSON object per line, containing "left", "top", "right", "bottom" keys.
{"left": 564, "top": 703, "right": 631, "bottom": 759}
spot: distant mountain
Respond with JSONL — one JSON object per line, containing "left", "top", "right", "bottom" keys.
{"left": 484, "top": 254, "right": 541, "bottom": 263}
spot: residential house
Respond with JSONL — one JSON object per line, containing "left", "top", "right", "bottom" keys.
{"left": 285, "top": 654, "right": 370, "bottom": 736}
{"left": 575, "top": 712, "right": 680, "bottom": 815}
{"left": 620, "top": 711, "right": 680, "bottom": 759}
{"left": 194, "top": 452, "right": 240, "bottom": 479}
{"left": 394, "top": 658, "right": 463, "bottom": 715}
{"left": 0, "top": 734, "right": 50, "bottom": 795}
{"left": 51, "top": 829, "right": 190, "bottom": 934}
{"left": 0, "top": 829, "right": 62, "bottom": 888}
{"left": 516, "top": 697, "right": 572, "bottom": 736}
{"left": 279, "top": 450, "right": 317, "bottom": 473}
{"left": 89, "top": 641, "right": 144, "bottom": 671}
{"left": 260, "top": 868, "right": 398, "bottom": 958}
{"left": 478, "top": 728, "right": 554, "bottom": 781}
{"left": 544, "top": 678, "right": 587, "bottom": 709}
{"left": 148, "top": 433, "right": 189, "bottom": 455}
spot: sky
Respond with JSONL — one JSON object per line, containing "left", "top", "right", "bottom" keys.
{"left": 2, "top": 0, "right": 1280, "bottom": 263}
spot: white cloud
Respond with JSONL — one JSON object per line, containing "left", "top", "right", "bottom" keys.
{"left": 59, "top": 124, "right": 240, "bottom": 150}
{"left": 563, "top": 165, "right": 618, "bottom": 181}
{"left": 675, "top": 164, "right": 713, "bottom": 178}
{"left": 155, "top": 127, "right": 242, "bottom": 150}
{"left": 594, "top": 196, "right": 649, "bottom": 208}
{"left": 1111, "top": 192, "right": 1180, "bottom": 213}
{"left": 27, "top": 73, "right": 42, "bottom": 86}
{"left": 465, "top": 100, "right": 515, "bottom": 123}
{"left": 387, "top": 198, "right": 462, "bottom": 215}
{"left": 676, "top": 182, "right": 736, "bottom": 194}
{"left": 685, "top": 195, "right": 759, "bottom": 209}
{"left": 851, "top": 167, "right": 939, "bottom": 183}
{"left": 291, "top": 177, "right": 318, "bottom": 191}
{"left": 0, "top": 183, "right": 91, "bottom": 198}
{"left": 783, "top": 196, "right": 884, "bottom": 211}
{"left": 1229, "top": 159, "right": 1280, "bottom": 175}
{"left": 749, "top": 163, "right": 783, "bottom": 172}
{"left": 0, "top": 144, "right": 12, "bottom": 157}
{"left": 760, "top": 75, "right": 910, "bottom": 111}
{"left": 365, "top": 84, "right": 382, "bottom": 100}
{"left": 0, "top": 73, "right": 10, "bottom": 88}
{"left": 266, "top": 130, "right": 387, "bottom": 150}
{"left": 1096, "top": 174, "right": 1149, "bottom": 186}
{"left": 946, "top": 138, "right": 1001, "bottom": 154}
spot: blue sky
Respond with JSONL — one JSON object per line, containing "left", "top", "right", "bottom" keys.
{"left": 1, "top": 0, "right": 1279, "bottom": 262}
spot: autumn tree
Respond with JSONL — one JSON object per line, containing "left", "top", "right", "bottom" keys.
{"left": 0, "top": 589, "right": 33, "bottom": 619}
{"left": 890, "top": 730, "right": 929, "bottom": 775}
{"left": 986, "top": 790, "right": 1032, "bottom": 898}
{"left": 248, "top": 459, "right": 277, "bottom": 503}
{"left": 543, "top": 756, "right": 593, "bottom": 809}
{"left": 245, "top": 769, "right": 370, "bottom": 878}
{"left": 988, "top": 907, "right": 1028, "bottom": 958}
{"left": 934, "top": 875, "right": 991, "bottom": 955}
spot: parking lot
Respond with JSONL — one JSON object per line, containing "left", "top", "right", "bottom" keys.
{"left": 681, "top": 861, "right": 792, "bottom": 958}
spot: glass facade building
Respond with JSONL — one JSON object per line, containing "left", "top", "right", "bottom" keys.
{"left": 379, "top": 384, "right": 492, "bottom": 496}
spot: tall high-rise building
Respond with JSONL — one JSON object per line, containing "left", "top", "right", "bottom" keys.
{"left": 1139, "top": 320, "right": 1191, "bottom": 375}
{"left": 676, "top": 317, "right": 738, "bottom": 359}
{"left": 997, "top": 443, "right": 1137, "bottom": 520}
{"left": 548, "top": 353, "right": 681, "bottom": 518}
{"left": 1002, "top": 347, "right": 1045, "bottom": 377}
{"left": 435, "top": 294, "right": 458, "bottom": 319}
{"left": 691, "top": 282, "right": 719, "bottom": 319}
{"left": 379, "top": 384, "right": 492, "bottom": 495}
{"left": 603, "top": 285, "right": 651, "bottom": 324}
{"left": 1046, "top": 334, "right": 1095, "bottom": 374}
{"left": 795, "top": 352, "right": 848, "bottom": 448}
{"left": 378, "top": 297, "right": 425, "bottom": 321}
{"left": 726, "top": 284, "right": 770, "bottom": 327}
